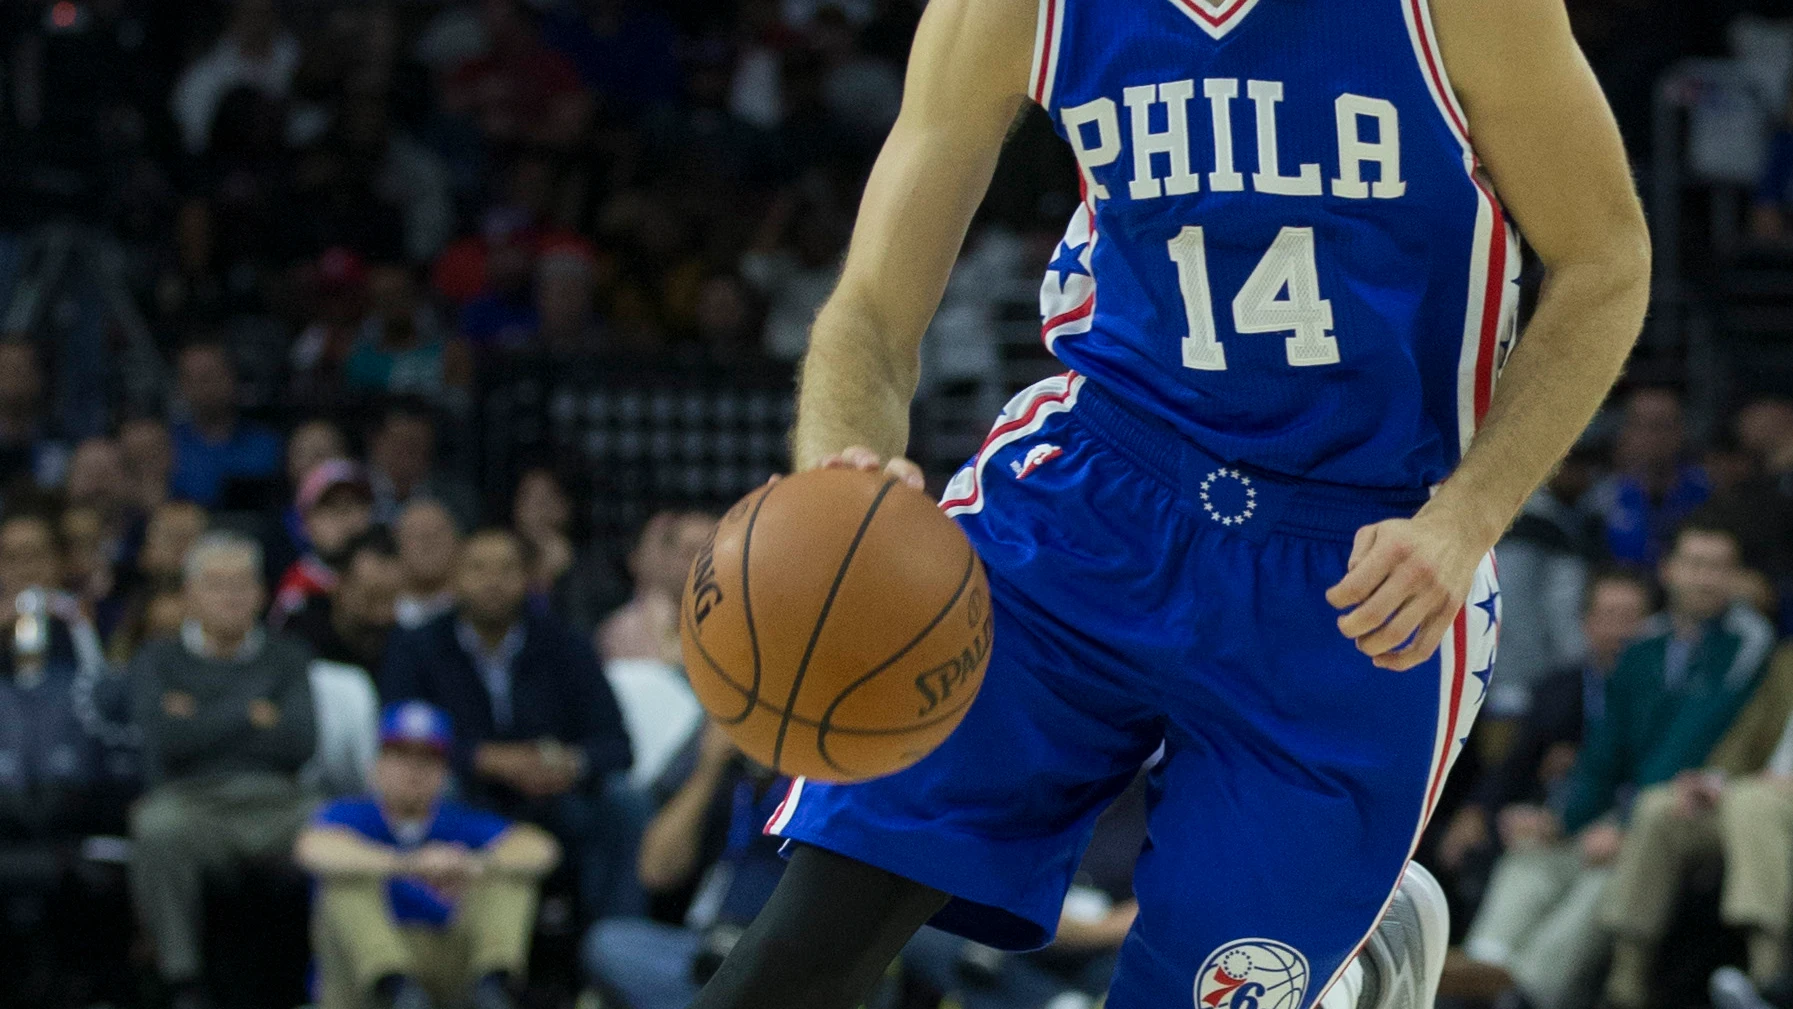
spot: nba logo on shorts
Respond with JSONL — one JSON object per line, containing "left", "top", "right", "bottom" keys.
{"left": 1194, "top": 939, "right": 1310, "bottom": 1009}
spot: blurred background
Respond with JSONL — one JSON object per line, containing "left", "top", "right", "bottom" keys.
{"left": 10, "top": 1, "right": 1793, "bottom": 1008}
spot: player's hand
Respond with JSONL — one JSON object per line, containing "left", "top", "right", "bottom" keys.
{"left": 815, "top": 446, "right": 925, "bottom": 492}
{"left": 1325, "top": 512, "right": 1485, "bottom": 671}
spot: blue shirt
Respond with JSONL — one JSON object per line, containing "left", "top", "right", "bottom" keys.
{"left": 169, "top": 420, "right": 283, "bottom": 508}
{"left": 1595, "top": 466, "right": 1710, "bottom": 566}
{"left": 313, "top": 796, "right": 512, "bottom": 927}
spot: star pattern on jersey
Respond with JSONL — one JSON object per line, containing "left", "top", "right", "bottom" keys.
{"left": 1199, "top": 468, "right": 1257, "bottom": 526}
{"left": 1469, "top": 658, "right": 1495, "bottom": 702}
{"left": 1049, "top": 241, "right": 1091, "bottom": 287}
{"left": 1469, "top": 586, "right": 1500, "bottom": 702}
{"left": 1474, "top": 588, "right": 1500, "bottom": 630}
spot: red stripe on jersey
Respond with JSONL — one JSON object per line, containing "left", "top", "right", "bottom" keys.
{"left": 1032, "top": 0, "right": 1059, "bottom": 105}
{"left": 1406, "top": 0, "right": 1470, "bottom": 145}
{"left": 1042, "top": 295, "right": 1095, "bottom": 343}
{"left": 1423, "top": 609, "right": 1470, "bottom": 822}
{"left": 1471, "top": 182, "right": 1508, "bottom": 426}
{"left": 938, "top": 374, "right": 1079, "bottom": 511}
{"left": 1174, "top": 0, "right": 1251, "bottom": 28}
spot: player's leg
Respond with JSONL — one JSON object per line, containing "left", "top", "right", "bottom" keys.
{"left": 1097, "top": 524, "right": 1498, "bottom": 1009}
{"left": 1339, "top": 862, "right": 1452, "bottom": 1009}
{"left": 689, "top": 845, "right": 948, "bottom": 1009}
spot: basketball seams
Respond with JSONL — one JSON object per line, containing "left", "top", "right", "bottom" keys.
{"left": 814, "top": 546, "right": 983, "bottom": 775}
{"left": 771, "top": 477, "right": 900, "bottom": 771}
{"left": 739, "top": 483, "right": 771, "bottom": 722}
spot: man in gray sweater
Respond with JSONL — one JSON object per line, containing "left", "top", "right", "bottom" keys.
{"left": 129, "top": 530, "right": 318, "bottom": 1009}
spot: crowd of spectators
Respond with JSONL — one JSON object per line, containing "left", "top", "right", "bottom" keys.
{"left": 11, "top": 1, "right": 1793, "bottom": 1009}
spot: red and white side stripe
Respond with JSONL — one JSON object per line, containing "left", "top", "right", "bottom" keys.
{"left": 940, "top": 373, "right": 1086, "bottom": 518}
{"left": 1314, "top": 552, "right": 1498, "bottom": 1005}
{"left": 1167, "top": 0, "right": 1268, "bottom": 40}
{"left": 1029, "top": 0, "right": 1066, "bottom": 108}
{"left": 1042, "top": 203, "right": 1098, "bottom": 351}
{"left": 1401, "top": 0, "right": 1519, "bottom": 455}
{"left": 764, "top": 777, "right": 805, "bottom": 836}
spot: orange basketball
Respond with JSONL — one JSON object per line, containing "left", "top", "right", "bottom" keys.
{"left": 680, "top": 468, "right": 993, "bottom": 782}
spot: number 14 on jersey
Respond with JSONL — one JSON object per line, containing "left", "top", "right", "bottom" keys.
{"left": 1170, "top": 226, "right": 1340, "bottom": 370}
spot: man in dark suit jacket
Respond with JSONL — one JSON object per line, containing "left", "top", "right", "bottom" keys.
{"left": 380, "top": 528, "right": 634, "bottom": 923}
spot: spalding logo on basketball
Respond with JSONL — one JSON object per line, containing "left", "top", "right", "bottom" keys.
{"left": 1195, "top": 939, "right": 1310, "bottom": 1009}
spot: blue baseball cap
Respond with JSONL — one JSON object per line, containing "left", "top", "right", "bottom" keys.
{"left": 379, "top": 701, "right": 453, "bottom": 755}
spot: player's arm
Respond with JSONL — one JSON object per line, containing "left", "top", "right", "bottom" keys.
{"left": 789, "top": 0, "right": 1037, "bottom": 484}
{"left": 1328, "top": 0, "right": 1649, "bottom": 670}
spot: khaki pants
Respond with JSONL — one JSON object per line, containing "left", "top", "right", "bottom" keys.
{"left": 1720, "top": 777, "right": 1793, "bottom": 978}
{"left": 1463, "top": 845, "right": 1611, "bottom": 1009}
{"left": 1600, "top": 784, "right": 1720, "bottom": 943}
{"left": 312, "top": 877, "right": 539, "bottom": 1009}
{"left": 129, "top": 774, "right": 317, "bottom": 980}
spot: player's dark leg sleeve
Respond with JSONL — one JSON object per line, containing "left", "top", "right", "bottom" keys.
{"left": 689, "top": 843, "right": 950, "bottom": 1009}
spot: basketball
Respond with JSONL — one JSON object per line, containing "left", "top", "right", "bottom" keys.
{"left": 680, "top": 468, "right": 993, "bottom": 782}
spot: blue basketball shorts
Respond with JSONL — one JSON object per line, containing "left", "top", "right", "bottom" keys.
{"left": 767, "top": 373, "right": 1498, "bottom": 1009}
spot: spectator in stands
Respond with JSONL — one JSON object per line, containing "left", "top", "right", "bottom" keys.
{"left": 1437, "top": 570, "right": 1655, "bottom": 876}
{"left": 1492, "top": 444, "right": 1607, "bottom": 707}
{"left": 63, "top": 438, "right": 134, "bottom": 628}
{"left": 600, "top": 511, "right": 715, "bottom": 665}
{"left": 740, "top": 190, "right": 849, "bottom": 361}
{"left": 1738, "top": 396, "right": 1793, "bottom": 496}
{"left": 278, "top": 419, "right": 351, "bottom": 561}
{"left": 0, "top": 340, "right": 68, "bottom": 499}
{"left": 584, "top": 722, "right": 792, "bottom": 1009}
{"left": 1452, "top": 516, "right": 1774, "bottom": 1009}
{"left": 1598, "top": 623, "right": 1793, "bottom": 1009}
{"left": 395, "top": 500, "right": 461, "bottom": 631}
{"left": 271, "top": 460, "right": 375, "bottom": 629}
{"left": 513, "top": 467, "right": 620, "bottom": 637}
{"left": 293, "top": 251, "right": 373, "bottom": 410}
{"left": 1588, "top": 386, "right": 1710, "bottom": 566}
{"left": 111, "top": 500, "right": 209, "bottom": 663}
{"left": 539, "top": 0, "right": 683, "bottom": 116}
{"left": 170, "top": 0, "right": 300, "bottom": 154}
{"left": 534, "top": 242, "right": 604, "bottom": 357}
{"left": 367, "top": 401, "right": 480, "bottom": 531}
{"left": 345, "top": 267, "right": 471, "bottom": 408}
{"left": 0, "top": 511, "right": 139, "bottom": 1006}
{"left": 285, "top": 525, "right": 401, "bottom": 671}
{"left": 168, "top": 343, "right": 283, "bottom": 509}
{"left": 441, "top": 0, "right": 592, "bottom": 151}
{"left": 380, "top": 529, "right": 633, "bottom": 922}
{"left": 298, "top": 700, "right": 559, "bottom": 1009}
{"left": 120, "top": 416, "right": 175, "bottom": 513}
{"left": 128, "top": 532, "right": 317, "bottom": 1009}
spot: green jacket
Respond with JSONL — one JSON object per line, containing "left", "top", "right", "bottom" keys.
{"left": 1560, "top": 604, "right": 1775, "bottom": 834}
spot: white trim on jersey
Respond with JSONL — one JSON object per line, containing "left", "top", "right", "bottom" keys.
{"left": 940, "top": 374, "right": 1086, "bottom": 518}
{"left": 764, "top": 776, "right": 806, "bottom": 836}
{"left": 1030, "top": 0, "right": 1067, "bottom": 108}
{"left": 1399, "top": 0, "right": 1472, "bottom": 157}
{"left": 1164, "top": 0, "right": 1269, "bottom": 41}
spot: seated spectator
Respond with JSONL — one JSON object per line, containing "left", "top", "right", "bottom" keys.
{"left": 170, "top": 0, "right": 300, "bottom": 154}
{"left": 440, "top": 0, "right": 592, "bottom": 151}
{"left": 297, "top": 701, "right": 559, "bottom": 1009}
{"left": 289, "top": 527, "right": 404, "bottom": 673}
{"left": 0, "top": 340, "right": 69, "bottom": 500}
{"left": 293, "top": 251, "right": 373, "bottom": 411}
{"left": 456, "top": 231, "right": 540, "bottom": 354}
{"left": 281, "top": 419, "right": 351, "bottom": 555}
{"left": 1452, "top": 517, "right": 1774, "bottom": 1009}
{"left": 1436, "top": 571, "right": 1654, "bottom": 880}
{"left": 0, "top": 510, "right": 140, "bottom": 1007}
{"left": 512, "top": 467, "right": 624, "bottom": 637}
{"left": 1492, "top": 444, "right": 1607, "bottom": 707}
{"left": 346, "top": 267, "right": 472, "bottom": 409}
{"left": 272, "top": 460, "right": 375, "bottom": 629}
{"left": 534, "top": 241, "right": 604, "bottom": 358}
{"left": 128, "top": 532, "right": 317, "bottom": 1009}
{"left": 120, "top": 416, "right": 176, "bottom": 514}
{"left": 1587, "top": 386, "right": 1709, "bottom": 567}
{"left": 380, "top": 529, "right": 632, "bottom": 923}
{"left": 599, "top": 511, "right": 715, "bottom": 665}
{"left": 1599, "top": 626, "right": 1793, "bottom": 1009}
{"left": 110, "top": 500, "right": 209, "bottom": 665}
{"left": 583, "top": 722, "right": 792, "bottom": 1009}
{"left": 739, "top": 192, "right": 848, "bottom": 361}
{"left": 368, "top": 401, "right": 480, "bottom": 532}
{"left": 168, "top": 343, "right": 283, "bottom": 509}
{"left": 395, "top": 500, "right": 462, "bottom": 631}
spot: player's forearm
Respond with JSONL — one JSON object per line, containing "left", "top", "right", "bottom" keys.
{"left": 790, "top": 294, "right": 922, "bottom": 470}
{"left": 1423, "top": 250, "right": 1648, "bottom": 548}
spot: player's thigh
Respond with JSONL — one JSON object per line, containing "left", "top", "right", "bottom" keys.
{"left": 1104, "top": 545, "right": 1497, "bottom": 1009}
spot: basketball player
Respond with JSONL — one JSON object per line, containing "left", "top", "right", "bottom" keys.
{"left": 692, "top": 0, "right": 1648, "bottom": 1004}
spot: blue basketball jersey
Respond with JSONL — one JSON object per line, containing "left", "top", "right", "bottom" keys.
{"left": 1029, "top": 0, "right": 1520, "bottom": 490}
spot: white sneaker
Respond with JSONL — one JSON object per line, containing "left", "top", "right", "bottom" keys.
{"left": 1359, "top": 862, "right": 1451, "bottom": 1009}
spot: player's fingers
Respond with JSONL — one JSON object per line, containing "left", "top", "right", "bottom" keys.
{"left": 1346, "top": 522, "right": 1379, "bottom": 571}
{"left": 818, "top": 446, "right": 882, "bottom": 471}
{"left": 1352, "top": 587, "right": 1444, "bottom": 657}
{"left": 884, "top": 456, "right": 925, "bottom": 491}
{"left": 1326, "top": 535, "right": 1403, "bottom": 609}
{"left": 1335, "top": 565, "right": 1422, "bottom": 639}
{"left": 1373, "top": 608, "right": 1455, "bottom": 671}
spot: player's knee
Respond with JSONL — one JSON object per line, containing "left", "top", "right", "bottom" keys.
{"left": 129, "top": 795, "right": 197, "bottom": 850}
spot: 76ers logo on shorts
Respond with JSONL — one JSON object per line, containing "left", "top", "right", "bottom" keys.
{"left": 1195, "top": 939, "right": 1310, "bottom": 1009}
